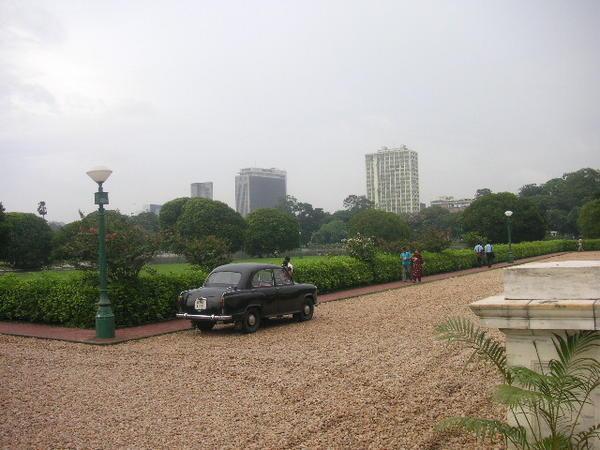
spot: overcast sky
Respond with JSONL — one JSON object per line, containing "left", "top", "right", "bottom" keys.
{"left": 1, "top": 0, "right": 599, "bottom": 223}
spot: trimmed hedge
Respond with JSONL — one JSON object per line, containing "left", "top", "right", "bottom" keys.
{"left": 295, "top": 239, "right": 600, "bottom": 291}
{"left": 0, "top": 270, "right": 207, "bottom": 328}
{"left": 1, "top": 239, "right": 599, "bottom": 328}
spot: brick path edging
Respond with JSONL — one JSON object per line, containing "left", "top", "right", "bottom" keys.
{"left": 0, "top": 252, "right": 570, "bottom": 345}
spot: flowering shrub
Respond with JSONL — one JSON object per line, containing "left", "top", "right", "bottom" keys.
{"left": 342, "top": 233, "right": 376, "bottom": 262}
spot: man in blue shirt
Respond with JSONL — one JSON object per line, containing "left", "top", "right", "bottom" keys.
{"left": 401, "top": 248, "right": 413, "bottom": 281}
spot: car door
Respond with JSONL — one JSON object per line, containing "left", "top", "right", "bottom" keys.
{"left": 250, "top": 269, "right": 278, "bottom": 316}
{"left": 273, "top": 268, "right": 298, "bottom": 314}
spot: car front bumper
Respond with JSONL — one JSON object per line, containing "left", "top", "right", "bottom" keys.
{"left": 176, "top": 313, "right": 233, "bottom": 321}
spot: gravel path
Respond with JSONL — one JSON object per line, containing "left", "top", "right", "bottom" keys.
{"left": 2, "top": 252, "right": 598, "bottom": 449}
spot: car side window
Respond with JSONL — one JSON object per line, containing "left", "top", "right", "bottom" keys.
{"left": 273, "top": 268, "right": 293, "bottom": 286}
{"left": 251, "top": 270, "right": 274, "bottom": 288}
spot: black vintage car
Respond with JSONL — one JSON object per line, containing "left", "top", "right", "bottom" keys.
{"left": 176, "top": 263, "right": 318, "bottom": 333}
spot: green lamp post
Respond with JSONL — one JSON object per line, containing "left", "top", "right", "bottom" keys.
{"left": 505, "top": 210, "right": 513, "bottom": 264}
{"left": 86, "top": 166, "right": 115, "bottom": 339}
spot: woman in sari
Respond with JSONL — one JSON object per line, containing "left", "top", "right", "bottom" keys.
{"left": 411, "top": 250, "right": 424, "bottom": 283}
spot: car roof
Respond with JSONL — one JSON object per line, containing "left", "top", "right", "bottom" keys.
{"left": 212, "top": 262, "right": 281, "bottom": 274}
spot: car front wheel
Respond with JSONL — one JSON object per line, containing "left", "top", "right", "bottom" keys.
{"left": 241, "top": 308, "right": 261, "bottom": 333}
{"left": 193, "top": 321, "right": 215, "bottom": 331}
{"left": 295, "top": 299, "right": 314, "bottom": 322}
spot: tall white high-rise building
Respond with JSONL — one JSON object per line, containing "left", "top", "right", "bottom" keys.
{"left": 191, "top": 182, "right": 213, "bottom": 199}
{"left": 365, "top": 146, "right": 420, "bottom": 214}
{"left": 235, "top": 168, "right": 287, "bottom": 217}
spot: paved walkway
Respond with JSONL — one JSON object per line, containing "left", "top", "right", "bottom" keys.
{"left": 0, "top": 252, "right": 568, "bottom": 345}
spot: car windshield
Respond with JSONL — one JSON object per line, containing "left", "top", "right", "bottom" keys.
{"left": 204, "top": 271, "right": 242, "bottom": 287}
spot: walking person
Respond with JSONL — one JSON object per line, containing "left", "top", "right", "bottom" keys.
{"left": 411, "top": 250, "right": 424, "bottom": 283}
{"left": 473, "top": 242, "right": 484, "bottom": 267}
{"left": 484, "top": 242, "right": 494, "bottom": 268}
{"left": 578, "top": 239, "right": 584, "bottom": 252}
{"left": 401, "top": 247, "right": 413, "bottom": 282}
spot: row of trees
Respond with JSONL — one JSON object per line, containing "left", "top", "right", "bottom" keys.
{"left": 1, "top": 168, "right": 598, "bottom": 274}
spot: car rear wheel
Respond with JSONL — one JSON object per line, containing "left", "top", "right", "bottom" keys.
{"left": 295, "top": 299, "right": 314, "bottom": 322}
{"left": 242, "top": 308, "right": 261, "bottom": 333}
{"left": 192, "top": 321, "right": 215, "bottom": 331}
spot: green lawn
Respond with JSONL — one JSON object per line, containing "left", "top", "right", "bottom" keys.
{"left": 2, "top": 255, "right": 329, "bottom": 279}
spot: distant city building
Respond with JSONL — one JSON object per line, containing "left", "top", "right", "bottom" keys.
{"left": 235, "top": 168, "right": 287, "bottom": 217}
{"left": 365, "top": 146, "right": 420, "bottom": 214}
{"left": 143, "top": 204, "right": 162, "bottom": 215}
{"left": 430, "top": 196, "right": 473, "bottom": 212}
{"left": 191, "top": 182, "right": 213, "bottom": 199}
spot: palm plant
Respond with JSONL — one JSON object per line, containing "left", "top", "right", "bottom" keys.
{"left": 435, "top": 317, "right": 600, "bottom": 449}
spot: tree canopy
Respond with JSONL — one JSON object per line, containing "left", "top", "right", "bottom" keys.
{"left": 130, "top": 211, "right": 160, "bottom": 233}
{"left": 475, "top": 188, "right": 492, "bottom": 198}
{"left": 176, "top": 198, "right": 247, "bottom": 252}
{"left": 52, "top": 211, "right": 158, "bottom": 280}
{"left": 0, "top": 202, "right": 6, "bottom": 251}
{"left": 408, "top": 206, "right": 463, "bottom": 240}
{"left": 244, "top": 208, "right": 299, "bottom": 256}
{"left": 343, "top": 194, "right": 373, "bottom": 212}
{"left": 348, "top": 209, "right": 410, "bottom": 243}
{"left": 463, "top": 192, "right": 546, "bottom": 243}
{"left": 311, "top": 219, "right": 348, "bottom": 244}
{"left": 278, "top": 195, "right": 328, "bottom": 245}
{"left": 159, "top": 197, "right": 189, "bottom": 231}
{"left": 518, "top": 168, "right": 600, "bottom": 235}
{"left": 0, "top": 212, "right": 53, "bottom": 269}
{"left": 578, "top": 199, "right": 600, "bottom": 238}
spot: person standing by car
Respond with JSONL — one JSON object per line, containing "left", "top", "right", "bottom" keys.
{"left": 401, "top": 247, "right": 413, "bottom": 282}
{"left": 473, "top": 242, "right": 484, "bottom": 267}
{"left": 282, "top": 256, "right": 294, "bottom": 279}
{"left": 484, "top": 242, "right": 494, "bottom": 268}
{"left": 411, "top": 250, "right": 424, "bottom": 283}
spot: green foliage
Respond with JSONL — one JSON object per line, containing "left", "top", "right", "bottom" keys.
{"left": 130, "top": 211, "right": 160, "bottom": 233}
{"left": 0, "top": 202, "right": 6, "bottom": 253}
{"left": 371, "top": 253, "right": 403, "bottom": 283}
{"left": 158, "top": 197, "right": 189, "bottom": 230}
{"left": 414, "top": 227, "right": 451, "bottom": 253}
{"left": 0, "top": 269, "right": 207, "bottom": 328}
{"left": 311, "top": 219, "right": 348, "bottom": 244}
{"left": 52, "top": 211, "right": 158, "bottom": 281}
{"left": 176, "top": 198, "right": 246, "bottom": 252}
{"left": 409, "top": 206, "right": 463, "bottom": 241}
{"left": 519, "top": 168, "right": 600, "bottom": 235}
{"left": 436, "top": 317, "right": 510, "bottom": 383}
{"left": 278, "top": 195, "right": 329, "bottom": 246}
{"left": 0, "top": 212, "right": 53, "bottom": 269}
{"left": 343, "top": 194, "right": 373, "bottom": 212}
{"left": 342, "top": 233, "right": 376, "bottom": 263}
{"left": 475, "top": 188, "right": 492, "bottom": 198}
{"left": 349, "top": 209, "right": 410, "bottom": 243}
{"left": 578, "top": 199, "right": 600, "bottom": 238}
{"left": 181, "top": 235, "right": 232, "bottom": 271}
{"left": 436, "top": 318, "right": 600, "bottom": 448}
{"left": 4, "top": 238, "right": 599, "bottom": 327}
{"left": 37, "top": 201, "right": 47, "bottom": 220}
{"left": 158, "top": 197, "right": 190, "bottom": 252}
{"left": 293, "top": 256, "right": 373, "bottom": 292}
{"left": 463, "top": 192, "right": 546, "bottom": 243}
{"left": 244, "top": 208, "right": 299, "bottom": 256}
{"left": 463, "top": 231, "right": 487, "bottom": 248}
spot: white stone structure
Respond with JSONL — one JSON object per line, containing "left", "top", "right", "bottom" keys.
{"left": 365, "top": 146, "right": 420, "bottom": 214}
{"left": 470, "top": 261, "right": 600, "bottom": 447}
